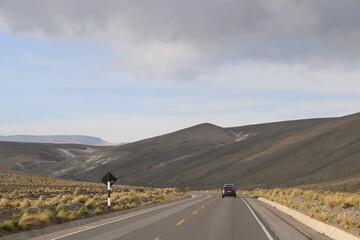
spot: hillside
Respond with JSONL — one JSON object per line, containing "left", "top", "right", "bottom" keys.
{"left": 0, "top": 113, "right": 359, "bottom": 192}
{"left": 57, "top": 113, "right": 360, "bottom": 191}
{"left": 0, "top": 142, "right": 102, "bottom": 173}
{"left": 48, "top": 123, "right": 238, "bottom": 178}
{"left": 0, "top": 135, "right": 113, "bottom": 146}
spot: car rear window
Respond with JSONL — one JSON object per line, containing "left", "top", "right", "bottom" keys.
{"left": 224, "top": 187, "right": 235, "bottom": 190}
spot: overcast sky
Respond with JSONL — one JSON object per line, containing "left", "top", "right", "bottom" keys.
{"left": 0, "top": 0, "right": 359, "bottom": 143}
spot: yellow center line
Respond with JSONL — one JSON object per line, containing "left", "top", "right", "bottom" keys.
{"left": 154, "top": 238, "right": 160, "bottom": 240}
{"left": 192, "top": 211, "right": 198, "bottom": 215}
{"left": 176, "top": 219, "right": 186, "bottom": 226}
{"left": 201, "top": 205, "right": 206, "bottom": 208}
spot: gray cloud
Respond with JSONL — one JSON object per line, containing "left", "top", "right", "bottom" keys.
{"left": 1, "top": 0, "right": 359, "bottom": 76}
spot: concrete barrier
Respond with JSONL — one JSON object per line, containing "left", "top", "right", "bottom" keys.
{"left": 258, "top": 197, "right": 360, "bottom": 240}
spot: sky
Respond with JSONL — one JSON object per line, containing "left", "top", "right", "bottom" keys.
{"left": 0, "top": 0, "right": 359, "bottom": 143}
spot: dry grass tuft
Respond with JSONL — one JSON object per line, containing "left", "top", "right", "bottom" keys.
{"left": 0, "top": 198, "right": 9, "bottom": 207}
{"left": 0, "top": 220, "right": 15, "bottom": 231}
{"left": 18, "top": 212, "right": 53, "bottom": 230}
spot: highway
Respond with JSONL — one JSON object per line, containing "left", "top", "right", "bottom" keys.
{"left": 33, "top": 193, "right": 332, "bottom": 240}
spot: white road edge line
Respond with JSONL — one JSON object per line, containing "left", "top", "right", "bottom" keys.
{"left": 51, "top": 194, "right": 204, "bottom": 240}
{"left": 241, "top": 197, "right": 275, "bottom": 240}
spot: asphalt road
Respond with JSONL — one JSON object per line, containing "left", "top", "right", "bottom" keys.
{"left": 32, "top": 193, "right": 332, "bottom": 240}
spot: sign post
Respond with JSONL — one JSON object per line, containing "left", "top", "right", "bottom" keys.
{"left": 101, "top": 172, "right": 117, "bottom": 209}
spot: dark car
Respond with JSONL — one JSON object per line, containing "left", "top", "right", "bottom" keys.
{"left": 222, "top": 185, "right": 237, "bottom": 198}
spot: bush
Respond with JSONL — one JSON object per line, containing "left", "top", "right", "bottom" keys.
{"left": 91, "top": 207, "right": 102, "bottom": 214}
{"left": 84, "top": 198, "right": 96, "bottom": 209}
{"left": 56, "top": 209, "right": 68, "bottom": 222}
{"left": 12, "top": 200, "right": 21, "bottom": 208}
{"left": 20, "top": 199, "right": 31, "bottom": 208}
{"left": 77, "top": 206, "right": 89, "bottom": 216}
{"left": 43, "top": 209, "right": 57, "bottom": 223}
{"left": 67, "top": 210, "right": 78, "bottom": 220}
{"left": 56, "top": 202, "right": 66, "bottom": 213}
{"left": 0, "top": 198, "right": 9, "bottom": 207}
{"left": 72, "top": 195, "right": 88, "bottom": 204}
{"left": 18, "top": 212, "right": 53, "bottom": 230}
{"left": 0, "top": 220, "right": 15, "bottom": 231}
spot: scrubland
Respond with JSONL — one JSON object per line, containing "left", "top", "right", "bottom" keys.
{"left": 242, "top": 188, "right": 360, "bottom": 236}
{"left": 0, "top": 169, "right": 187, "bottom": 236}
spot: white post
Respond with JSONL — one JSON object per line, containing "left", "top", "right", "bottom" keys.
{"left": 107, "top": 181, "right": 111, "bottom": 209}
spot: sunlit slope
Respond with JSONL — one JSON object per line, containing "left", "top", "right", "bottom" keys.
{"left": 58, "top": 113, "right": 360, "bottom": 191}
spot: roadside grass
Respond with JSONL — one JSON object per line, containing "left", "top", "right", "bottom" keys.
{"left": 0, "top": 169, "right": 187, "bottom": 236}
{"left": 241, "top": 188, "right": 360, "bottom": 236}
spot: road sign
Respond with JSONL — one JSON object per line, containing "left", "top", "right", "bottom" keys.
{"left": 101, "top": 172, "right": 117, "bottom": 209}
{"left": 101, "top": 172, "right": 117, "bottom": 186}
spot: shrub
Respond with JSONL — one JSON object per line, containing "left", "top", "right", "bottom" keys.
{"left": 12, "top": 200, "right": 21, "bottom": 208}
{"left": 290, "top": 188, "right": 303, "bottom": 197}
{"left": 18, "top": 212, "right": 53, "bottom": 230}
{"left": 20, "top": 199, "right": 31, "bottom": 208}
{"left": 67, "top": 210, "right": 78, "bottom": 220}
{"left": 304, "top": 190, "right": 320, "bottom": 201}
{"left": 43, "top": 209, "right": 57, "bottom": 223}
{"left": 300, "top": 202, "right": 310, "bottom": 211}
{"left": 72, "top": 195, "right": 88, "bottom": 204}
{"left": 339, "top": 218, "right": 354, "bottom": 230}
{"left": 307, "top": 207, "right": 320, "bottom": 217}
{"left": 56, "top": 202, "right": 66, "bottom": 213}
{"left": 113, "top": 205, "right": 124, "bottom": 211}
{"left": 324, "top": 196, "right": 342, "bottom": 209}
{"left": 0, "top": 220, "right": 15, "bottom": 231}
{"left": 91, "top": 207, "right": 102, "bottom": 215}
{"left": 84, "top": 198, "right": 96, "bottom": 209}
{"left": 73, "top": 187, "right": 80, "bottom": 196}
{"left": 61, "top": 194, "right": 72, "bottom": 203}
{"left": 77, "top": 206, "right": 89, "bottom": 216}
{"left": 318, "top": 211, "right": 334, "bottom": 221}
{"left": 56, "top": 209, "right": 68, "bottom": 222}
{"left": 0, "top": 198, "right": 9, "bottom": 207}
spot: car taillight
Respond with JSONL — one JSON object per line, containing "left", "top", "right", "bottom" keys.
{"left": 232, "top": 190, "right": 235, "bottom": 192}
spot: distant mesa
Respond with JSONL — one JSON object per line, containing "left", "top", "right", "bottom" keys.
{"left": 0, "top": 135, "right": 114, "bottom": 146}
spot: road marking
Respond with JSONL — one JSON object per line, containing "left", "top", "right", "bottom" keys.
{"left": 201, "top": 205, "right": 206, "bottom": 208}
{"left": 192, "top": 211, "right": 198, "bottom": 215}
{"left": 176, "top": 219, "right": 186, "bottom": 226}
{"left": 154, "top": 238, "right": 160, "bottom": 240}
{"left": 240, "top": 197, "right": 275, "bottom": 240}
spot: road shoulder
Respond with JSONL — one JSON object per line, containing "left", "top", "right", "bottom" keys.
{"left": 242, "top": 196, "right": 333, "bottom": 240}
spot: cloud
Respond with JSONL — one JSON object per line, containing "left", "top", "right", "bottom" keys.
{"left": 1, "top": 0, "right": 359, "bottom": 78}
{"left": 199, "top": 61, "right": 360, "bottom": 94}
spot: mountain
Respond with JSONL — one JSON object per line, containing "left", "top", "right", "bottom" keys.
{"left": 0, "top": 113, "right": 359, "bottom": 192}
{"left": 0, "top": 141, "right": 104, "bottom": 173}
{"left": 0, "top": 135, "right": 114, "bottom": 146}
{"left": 47, "top": 123, "right": 238, "bottom": 177}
